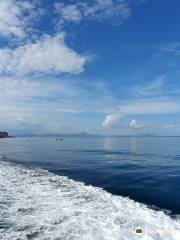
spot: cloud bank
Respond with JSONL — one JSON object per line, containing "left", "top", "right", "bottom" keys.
{"left": 1, "top": 74, "right": 180, "bottom": 133}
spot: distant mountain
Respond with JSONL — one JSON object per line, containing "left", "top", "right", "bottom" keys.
{"left": 15, "top": 132, "right": 101, "bottom": 138}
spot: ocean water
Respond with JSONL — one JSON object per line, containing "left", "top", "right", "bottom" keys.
{"left": 0, "top": 136, "right": 180, "bottom": 239}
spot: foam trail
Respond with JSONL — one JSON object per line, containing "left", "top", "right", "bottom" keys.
{"left": 0, "top": 160, "right": 180, "bottom": 240}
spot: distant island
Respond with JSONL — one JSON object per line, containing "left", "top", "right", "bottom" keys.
{"left": 0, "top": 132, "right": 9, "bottom": 138}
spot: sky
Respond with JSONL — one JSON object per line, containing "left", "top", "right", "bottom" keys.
{"left": 0, "top": 0, "right": 180, "bottom": 135}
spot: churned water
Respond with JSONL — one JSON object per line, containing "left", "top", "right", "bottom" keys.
{"left": 0, "top": 136, "right": 180, "bottom": 239}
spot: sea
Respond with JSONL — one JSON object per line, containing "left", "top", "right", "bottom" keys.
{"left": 0, "top": 136, "right": 180, "bottom": 240}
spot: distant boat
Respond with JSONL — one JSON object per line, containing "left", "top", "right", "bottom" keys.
{"left": 56, "top": 138, "right": 63, "bottom": 141}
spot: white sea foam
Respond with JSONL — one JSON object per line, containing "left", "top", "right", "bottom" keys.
{"left": 0, "top": 160, "right": 180, "bottom": 240}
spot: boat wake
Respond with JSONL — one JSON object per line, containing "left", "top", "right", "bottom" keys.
{"left": 0, "top": 158, "right": 180, "bottom": 240}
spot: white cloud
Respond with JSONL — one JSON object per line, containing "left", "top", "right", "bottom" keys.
{"left": 0, "top": 76, "right": 85, "bottom": 133}
{"left": 158, "top": 42, "right": 180, "bottom": 54}
{"left": 93, "top": 81, "right": 112, "bottom": 95}
{"left": 101, "top": 98, "right": 180, "bottom": 132}
{"left": 55, "top": 0, "right": 145, "bottom": 26}
{"left": 0, "top": 75, "right": 115, "bottom": 133}
{"left": 82, "top": 0, "right": 130, "bottom": 24}
{"left": 0, "top": 77, "right": 83, "bottom": 101}
{"left": 56, "top": 4, "right": 82, "bottom": 24}
{"left": 134, "top": 75, "right": 166, "bottom": 97}
{"left": 0, "top": 0, "right": 146, "bottom": 41}
{"left": 165, "top": 124, "right": 180, "bottom": 129}
{"left": 130, "top": 119, "right": 142, "bottom": 129}
{"left": 0, "top": 0, "right": 24, "bottom": 38}
{"left": 0, "top": 33, "right": 87, "bottom": 75}
{"left": 1, "top": 75, "right": 180, "bottom": 133}
{"left": 118, "top": 99, "right": 180, "bottom": 115}
{"left": 102, "top": 113, "right": 122, "bottom": 129}
{"left": 0, "top": 0, "right": 38, "bottom": 39}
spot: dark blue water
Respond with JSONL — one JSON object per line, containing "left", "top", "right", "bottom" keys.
{"left": 1, "top": 136, "right": 180, "bottom": 215}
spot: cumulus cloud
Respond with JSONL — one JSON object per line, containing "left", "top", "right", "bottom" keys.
{"left": 130, "top": 119, "right": 142, "bottom": 129}
{"left": 0, "top": 33, "right": 87, "bottom": 75}
{"left": 55, "top": 0, "right": 145, "bottom": 26}
{"left": 102, "top": 114, "right": 122, "bottom": 129}
{"left": 101, "top": 99, "right": 180, "bottom": 131}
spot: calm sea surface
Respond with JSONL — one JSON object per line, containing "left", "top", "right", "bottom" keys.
{"left": 1, "top": 136, "right": 180, "bottom": 215}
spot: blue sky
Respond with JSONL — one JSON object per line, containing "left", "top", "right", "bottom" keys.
{"left": 0, "top": 0, "right": 180, "bottom": 135}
